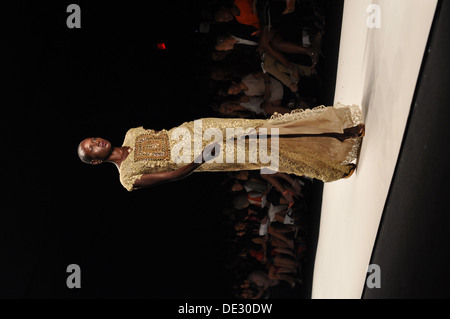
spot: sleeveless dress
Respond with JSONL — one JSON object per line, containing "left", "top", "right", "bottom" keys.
{"left": 119, "top": 104, "right": 363, "bottom": 191}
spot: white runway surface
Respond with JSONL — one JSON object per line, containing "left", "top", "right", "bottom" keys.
{"left": 311, "top": 0, "right": 438, "bottom": 299}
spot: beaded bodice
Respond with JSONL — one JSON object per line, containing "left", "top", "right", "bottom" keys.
{"left": 119, "top": 127, "right": 179, "bottom": 191}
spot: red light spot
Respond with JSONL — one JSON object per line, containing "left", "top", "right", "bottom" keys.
{"left": 157, "top": 43, "right": 166, "bottom": 50}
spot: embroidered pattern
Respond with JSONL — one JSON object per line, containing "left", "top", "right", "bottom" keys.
{"left": 134, "top": 132, "right": 170, "bottom": 161}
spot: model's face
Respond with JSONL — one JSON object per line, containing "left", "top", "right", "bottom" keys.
{"left": 80, "top": 137, "right": 112, "bottom": 164}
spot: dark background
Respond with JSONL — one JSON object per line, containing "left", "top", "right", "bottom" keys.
{"left": 3, "top": 0, "right": 240, "bottom": 298}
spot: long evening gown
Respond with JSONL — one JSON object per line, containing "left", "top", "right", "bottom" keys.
{"left": 119, "top": 104, "right": 363, "bottom": 191}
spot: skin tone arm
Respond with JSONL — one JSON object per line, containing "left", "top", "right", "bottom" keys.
{"left": 132, "top": 143, "right": 219, "bottom": 189}
{"left": 259, "top": 30, "right": 298, "bottom": 75}
{"left": 132, "top": 162, "right": 203, "bottom": 189}
{"left": 267, "top": 226, "right": 294, "bottom": 250}
{"left": 272, "top": 172, "right": 303, "bottom": 197}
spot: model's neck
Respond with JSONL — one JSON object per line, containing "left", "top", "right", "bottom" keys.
{"left": 106, "top": 146, "right": 130, "bottom": 167}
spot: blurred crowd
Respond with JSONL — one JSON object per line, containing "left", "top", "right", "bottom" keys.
{"left": 217, "top": 170, "right": 314, "bottom": 298}
{"left": 185, "top": 0, "right": 328, "bottom": 120}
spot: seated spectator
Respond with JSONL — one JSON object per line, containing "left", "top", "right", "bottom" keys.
{"left": 209, "top": 62, "right": 256, "bottom": 81}
{"left": 247, "top": 270, "right": 279, "bottom": 299}
{"left": 213, "top": 97, "right": 267, "bottom": 118}
{"left": 214, "top": 0, "right": 296, "bottom": 29}
{"left": 267, "top": 264, "right": 301, "bottom": 288}
{"left": 258, "top": 26, "right": 320, "bottom": 69}
{"left": 232, "top": 172, "right": 270, "bottom": 193}
{"left": 260, "top": 172, "right": 304, "bottom": 208}
{"left": 232, "top": 192, "right": 267, "bottom": 219}
{"left": 227, "top": 72, "right": 292, "bottom": 115}
{"left": 267, "top": 203, "right": 295, "bottom": 225}
{"left": 229, "top": 170, "right": 250, "bottom": 181}
{"left": 267, "top": 222, "right": 295, "bottom": 250}
{"left": 214, "top": 0, "right": 261, "bottom": 31}
{"left": 261, "top": 52, "right": 316, "bottom": 93}
{"left": 215, "top": 32, "right": 259, "bottom": 51}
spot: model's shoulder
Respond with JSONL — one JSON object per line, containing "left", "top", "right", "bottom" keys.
{"left": 127, "top": 126, "right": 159, "bottom": 135}
{"left": 122, "top": 127, "right": 153, "bottom": 146}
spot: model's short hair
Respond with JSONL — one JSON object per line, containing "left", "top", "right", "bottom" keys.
{"left": 77, "top": 142, "right": 93, "bottom": 164}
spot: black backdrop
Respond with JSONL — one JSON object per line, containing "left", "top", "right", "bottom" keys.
{"left": 3, "top": 0, "right": 237, "bottom": 298}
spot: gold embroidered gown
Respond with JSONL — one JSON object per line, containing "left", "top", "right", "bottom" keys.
{"left": 119, "top": 104, "right": 363, "bottom": 191}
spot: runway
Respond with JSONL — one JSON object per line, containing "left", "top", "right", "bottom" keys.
{"left": 311, "top": 0, "right": 444, "bottom": 299}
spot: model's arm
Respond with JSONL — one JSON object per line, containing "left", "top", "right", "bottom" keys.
{"left": 132, "top": 143, "right": 219, "bottom": 189}
{"left": 132, "top": 162, "right": 201, "bottom": 189}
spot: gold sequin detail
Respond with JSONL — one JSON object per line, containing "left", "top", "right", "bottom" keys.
{"left": 134, "top": 132, "right": 170, "bottom": 162}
